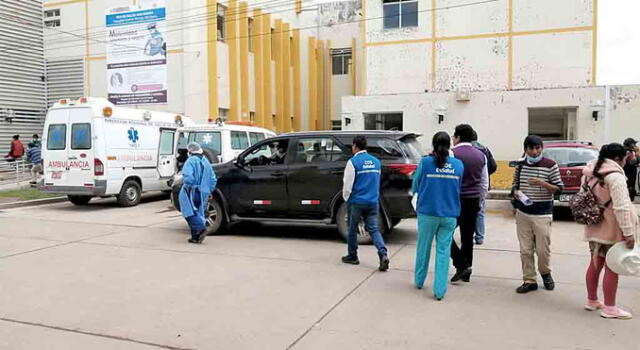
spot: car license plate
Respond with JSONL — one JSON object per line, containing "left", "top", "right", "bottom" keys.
{"left": 51, "top": 171, "right": 62, "bottom": 179}
{"left": 559, "top": 194, "right": 572, "bottom": 202}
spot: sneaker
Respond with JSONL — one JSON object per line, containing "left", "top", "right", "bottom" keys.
{"left": 379, "top": 255, "right": 390, "bottom": 272}
{"left": 600, "top": 306, "right": 633, "bottom": 320}
{"left": 187, "top": 238, "right": 199, "bottom": 244}
{"left": 341, "top": 255, "right": 360, "bottom": 265}
{"left": 585, "top": 299, "right": 604, "bottom": 311}
{"left": 475, "top": 238, "right": 484, "bottom": 245}
{"left": 516, "top": 283, "right": 539, "bottom": 294}
{"left": 451, "top": 268, "right": 471, "bottom": 283}
{"left": 197, "top": 229, "right": 208, "bottom": 243}
{"left": 541, "top": 273, "right": 555, "bottom": 291}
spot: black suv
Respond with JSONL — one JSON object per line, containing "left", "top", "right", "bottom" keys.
{"left": 171, "top": 131, "right": 422, "bottom": 243}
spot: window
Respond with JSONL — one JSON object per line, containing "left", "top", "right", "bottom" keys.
{"left": 231, "top": 131, "right": 250, "bottom": 150}
{"left": 244, "top": 139, "right": 288, "bottom": 166}
{"left": 383, "top": 0, "right": 418, "bottom": 29}
{"left": 248, "top": 18, "right": 254, "bottom": 52}
{"left": 218, "top": 108, "right": 229, "bottom": 120}
{"left": 271, "top": 28, "right": 275, "bottom": 59}
{"left": 366, "top": 138, "right": 404, "bottom": 159}
{"left": 47, "top": 124, "right": 66, "bottom": 150}
{"left": 249, "top": 111, "right": 255, "bottom": 121}
{"left": 44, "top": 9, "right": 60, "bottom": 18}
{"left": 293, "top": 138, "right": 348, "bottom": 163}
{"left": 249, "top": 132, "right": 265, "bottom": 145}
{"left": 217, "top": 4, "right": 226, "bottom": 42}
{"left": 159, "top": 131, "right": 174, "bottom": 155}
{"left": 71, "top": 123, "right": 91, "bottom": 150}
{"left": 331, "top": 48, "right": 352, "bottom": 75}
{"left": 190, "top": 131, "right": 222, "bottom": 155}
{"left": 542, "top": 147, "right": 598, "bottom": 167}
{"left": 45, "top": 19, "right": 61, "bottom": 28}
{"left": 364, "top": 113, "right": 403, "bottom": 131}
{"left": 332, "top": 120, "right": 342, "bottom": 131}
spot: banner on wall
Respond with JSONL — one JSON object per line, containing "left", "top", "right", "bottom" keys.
{"left": 106, "top": 4, "right": 167, "bottom": 105}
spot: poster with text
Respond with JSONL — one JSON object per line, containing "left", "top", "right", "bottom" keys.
{"left": 106, "top": 5, "right": 167, "bottom": 105}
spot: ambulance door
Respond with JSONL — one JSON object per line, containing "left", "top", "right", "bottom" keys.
{"left": 157, "top": 128, "right": 176, "bottom": 178}
{"left": 66, "top": 108, "right": 95, "bottom": 187}
{"left": 43, "top": 109, "right": 70, "bottom": 186}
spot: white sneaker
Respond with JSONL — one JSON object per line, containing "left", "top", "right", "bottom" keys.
{"left": 600, "top": 306, "right": 633, "bottom": 320}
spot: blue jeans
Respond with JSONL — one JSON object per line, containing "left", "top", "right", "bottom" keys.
{"left": 185, "top": 194, "right": 206, "bottom": 239}
{"left": 415, "top": 215, "right": 456, "bottom": 298}
{"left": 475, "top": 199, "right": 486, "bottom": 242}
{"left": 347, "top": 203, "right": 388, "bottom": 258}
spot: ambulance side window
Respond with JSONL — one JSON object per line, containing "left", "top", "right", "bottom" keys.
{"left": 231, "top": 131, "right": 250, "bottom": 150}
{"left": 71, "top": 123, "right": 91, "bottom": 150}
{"left": 47, "top": 124, "right": 66, "bottom": 150}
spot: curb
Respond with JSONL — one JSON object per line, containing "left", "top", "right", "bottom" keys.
{"left": 0, "top": 196, "right": 67, "bottom": 210}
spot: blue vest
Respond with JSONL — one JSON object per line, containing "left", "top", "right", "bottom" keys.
{"left": 349, "top": 152, "right": 381, "bottom": 204}
{"left": 413, "top": 155, "right": 464, "bottom": 217}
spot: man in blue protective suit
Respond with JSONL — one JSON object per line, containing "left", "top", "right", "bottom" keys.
{"left": 341, "top": 135, "right": 390, "bottom": 271}
{"left": 179, "top": 142, "right": 217, "bottom": 244}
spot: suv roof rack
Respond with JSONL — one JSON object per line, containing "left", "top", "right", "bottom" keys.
{"left": 544, "top": 140, "right": 594, "bottom": 146}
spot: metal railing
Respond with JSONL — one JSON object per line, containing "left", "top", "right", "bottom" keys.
{"left": 0, "top": 158, "right": 33, "bottom": 185}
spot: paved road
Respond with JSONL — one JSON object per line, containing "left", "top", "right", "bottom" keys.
{"left": 0, "top": 195, "right": 638, "bottom": 349}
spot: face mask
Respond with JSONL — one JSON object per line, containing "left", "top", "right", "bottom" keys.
{"left": 526, "top": 154, "right": 543, "bottom": 164}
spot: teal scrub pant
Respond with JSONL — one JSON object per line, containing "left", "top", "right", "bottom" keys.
{"left": 415, "top": 215, "right": 457, "bottom": 298}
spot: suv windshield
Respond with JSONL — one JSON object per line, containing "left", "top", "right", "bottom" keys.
{"left": 543, "top": 147, "right": 598, "bottom": 166}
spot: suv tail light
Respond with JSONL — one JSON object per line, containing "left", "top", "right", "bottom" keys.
{"left": 387, "top": 163, "right": 418, "bottom": 176}
{"left": 94, "top": 158, "right": 104, "bottom": 176}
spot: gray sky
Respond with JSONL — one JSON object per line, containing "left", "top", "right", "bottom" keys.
{"left": 598, "top": 0, "right": 640, "bottom": 85}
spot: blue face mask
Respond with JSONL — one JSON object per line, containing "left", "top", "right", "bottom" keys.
{"left": 526, "top": 154, "right": 543, "bottom": 164}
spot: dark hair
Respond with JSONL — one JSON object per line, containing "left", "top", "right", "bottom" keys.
{"left": 12, "top": 135, "right": 19, "bottom": 140}
{"left": 352, "top": 135, "right": 367, "bottom": 151}
{"left": 593, "top": 143, "right": 627, "bottom": 180}
{"left": 454, "top": 124, "right": 474, "bottom": 142}
{"left": 32, "top": 134, "right": 39, "bottom": 139}
{"left": 432, "top": 131, "right": 451, "bottom": 168}
{"left": 524, "top": 135, "right": 543, "bottom": 150}
{"left": 623, "top": 138, "right": 637, "bottom": 149}
{"left": 471, "top": 130, "right": 478, "bottom": 142}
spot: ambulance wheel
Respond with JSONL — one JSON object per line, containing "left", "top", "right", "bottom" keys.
{"left": 336, "top": 202, "right": 388, "bottom": 245}
{"left": 205, "top": 197, "right": 226, "bottom": 235}
{"left": 68, "top": 195, "right": 92, "bottom": 206}
{"left": 117, "top": 180, "right": 142, "bottom": 207}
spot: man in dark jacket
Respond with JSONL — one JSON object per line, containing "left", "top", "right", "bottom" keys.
{"left": 623, "top": 138, "right": 639, "bottom": 201}
{"left": 471, "top": 130, "right": 497, "bottom": 245}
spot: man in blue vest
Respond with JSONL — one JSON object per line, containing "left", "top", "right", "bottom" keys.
{"left": 341, "top": 136, "right": 390, "bottom": 271}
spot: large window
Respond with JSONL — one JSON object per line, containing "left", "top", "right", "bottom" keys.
{"left": 331, "top": 48, "right": 352, "bottom": 75}
{"left": 231, "top": 131, "right": 250, "bottom": 150}
{"left": 45, "top": 19, "right": 61, "bottom": 28}
{"left": 159, "top": 131, "right": 175, "bottom": 155}
{"left": 383, "top": 0, "right": 418, "bottom": 29}
{"left": 364, "top": 113, "right": 403, "bottom": 131}
{"left": 71, "top": 123, "right": 91, "bottom": 150}
{"left": 191, "top": 131, "right": 222, "bottom": 156}
{"left": 47, "top": 124, "right": 66, "bottom": 150}
{"left": 249, "top": 132, "right": 266, "bottom": 145}
{"left": 44, "top": 9, "right": 60, "bottom": 18}
{"left": 217, "top": 4, "right": 226, "bottom": 42}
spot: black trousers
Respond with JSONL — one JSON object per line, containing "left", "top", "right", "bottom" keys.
{"left": 451, "top": 197, "right": 481, "bottom": 271}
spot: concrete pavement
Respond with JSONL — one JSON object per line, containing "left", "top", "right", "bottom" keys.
{"left": 0, "top": 195, "right": 638, "bottom": 349}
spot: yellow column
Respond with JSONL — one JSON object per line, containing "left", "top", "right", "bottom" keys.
{"left": 316, "top": 40, "right": 324, "bottom": 131}
{"left": 207, "top": 0, "right": 219, "bottom": 121}
{"left": 253, "top": 10, "right": 264, "bottom": 126}
{"left": 351, "top": 38, "right": 356, "bottom": 95}
{"left": 295, "top": 0, "right": 302, "bottom": 14}
{"left": 325, "top": 40, "right": 332, "bottom": 131}
{"left": 262, "top": 13, "right": 273, "bottom": 130}
{"left": 307, "top": 36, "right": 317, "bottom": 131}
{"left": 274, "top": 19, "right": 284, "bottom": 133}
{"left": 239, "top": 2, "right": 250, "bottom": 120}
{"left": 283, "top": 23, "right": 292, "bottom": 132}
{"left": 360, "top": 0, "right": 367, "bottom": 95}
{"left": 226, "top": 0, "right": 239, "bottom": 121}
{"left": 293, "top": 29, "right": 301, "bottom": 131}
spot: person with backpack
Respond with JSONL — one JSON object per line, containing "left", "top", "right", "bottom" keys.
{"left": 471, "top": 130, "right": 497, "bottom": 245}
{"left": 511, "top": 135, "right": 564, "bottom": 294}
{"left": 581, "top": 143, "right": 637, "bottom": 319}
{"left": 412, "top": 132, "right": 464, "bottom": 300}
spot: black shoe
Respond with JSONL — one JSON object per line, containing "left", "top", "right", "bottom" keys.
{"left": 341, "top": 255, "right": 360, "bottom": 265}
{"left": 188, "top": 238, "right": 199, "bottom": 244}
{"left": 516, "top": 283, "right": 539, "bottom": 294}
{"left": 379, "top": 255, "right": 390, "bottom": 272}
{"left": 197, "top": 229, "right": 208, "bottom": 243}
{"left": 451, "top": 268, "right": 471, "bottom": 283}
{"left": 541, "top": 273, "right": 555, "bottom": 291}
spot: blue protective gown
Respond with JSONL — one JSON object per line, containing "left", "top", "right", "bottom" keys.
{"left": 179, "top": 154, "right": 217, "bottom": 235}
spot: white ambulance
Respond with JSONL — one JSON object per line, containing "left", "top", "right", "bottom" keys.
{"left": 41, "top": 97, "right": 192, "bottom": 206}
